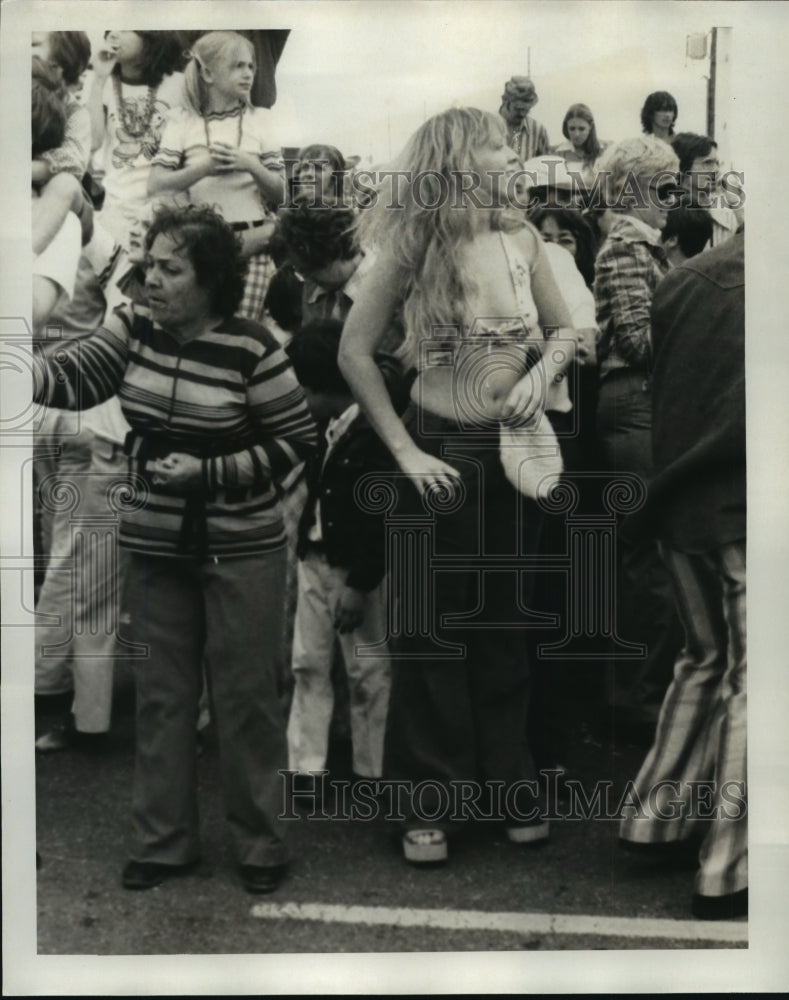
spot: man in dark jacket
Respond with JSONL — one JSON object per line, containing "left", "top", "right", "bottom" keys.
{"left": 619, "top": 230, "right": 747, "bottom": 921}
{"left": 284, "top": 320, "right": 402, "bottom": 783}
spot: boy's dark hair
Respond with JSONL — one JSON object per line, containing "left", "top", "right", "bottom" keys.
{"left": 48, "top": 31, "right": 92, "bottom": 86}
{"left": 640, "top": 90, "right": 678, "bottom": 135}
{"left": 108, "top": 30, "right": 185, "bottom": 88}
{"left": 671, "top": 132, "right": 718, "bottom": 176}
{"left": 661, "top": 206, "right": 713, "bottom": 259}
{"left": 263, "top": 264, "right": 304, "bottom": 334}
{"left": 31, "top": 60, "right": 66, "bottom": 157}
{"left": 286, "top": 319, "right": 350, "bottom": 395}
{"left": 145, "top": 204, "right": 248, "bottom": 319}
{"left": 274, "top": 205, "right": 359, "bottom": 275}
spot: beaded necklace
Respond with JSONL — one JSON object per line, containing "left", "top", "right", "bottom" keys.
{"left": 202, "top": 103, "right": 245, "bottom": 149}
{"left": 112, "top": 74, "right": 157, "bottom": 138}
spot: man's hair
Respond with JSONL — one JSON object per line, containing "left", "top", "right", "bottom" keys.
{"left": 47, "top": 32, "right": 92, "bottom": 86}
{"left": 31, "top": 59, "right": 66, "bottom": 157}
{"left": 661, "top": 206, "right": 713, "bottom": 258}
{"left": 640, "top": 91, "right": 678, "bottom": 135}
{"left": 285, "top": 318, "right": 350, "bottom": 395}
{"left": 671, "top": 132, "right": 718, "bottom": 176}
{"left": 145, "top": 204, "right": 248, "bottom": 319}
{"left": 274, "top": 205, "right": 359, "bottom": 274}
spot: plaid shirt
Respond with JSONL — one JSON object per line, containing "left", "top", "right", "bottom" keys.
{"left": 593, "top": 215, "right": 670, "bottom": 379}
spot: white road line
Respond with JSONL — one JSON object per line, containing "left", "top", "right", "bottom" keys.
{"left": 250, "top": 901, "right": 748, "bottom": 944}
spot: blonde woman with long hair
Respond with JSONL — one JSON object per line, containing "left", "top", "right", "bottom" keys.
{"left": 339, "top": 107, "right": 574, "bottom": 866}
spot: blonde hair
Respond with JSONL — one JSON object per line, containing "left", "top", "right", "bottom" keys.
{"left": 183, "top": 31, "right": 255, "bottom": 114}
{"left": 358, "top": 107, "right": 507, "bottom": 367}
{"left": 597, "top": 135, "right": 679, "bottom": 206}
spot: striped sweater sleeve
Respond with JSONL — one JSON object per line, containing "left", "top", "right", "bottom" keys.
{"left": 204, "top": 344, "right": 317, "bottom": 490}
{"left": 32, "top": 308, "right": 130, "bottom": 409}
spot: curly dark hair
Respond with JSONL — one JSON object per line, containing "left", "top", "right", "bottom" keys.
{"left": 109, "top": 30, "right": 185, "bottom": 88}
{"left": 528, "top": 206, "right": 597, "bottom": 289}
{"left": 144, "top": 205, "right": 248, "bottom": 319}
{"left": 273, "top": 205, "right": 359, "bottom": 275}
{"left": 640, "top": 91, "right": 678, "bottom": 135}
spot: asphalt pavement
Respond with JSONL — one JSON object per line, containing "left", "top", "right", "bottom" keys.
{"left": 34, "top": 663, "right": 747, "bottom": 959}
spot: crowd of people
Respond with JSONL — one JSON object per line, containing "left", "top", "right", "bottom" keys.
{"left": 30, "top": 31, "right": 746, "bottom": 921}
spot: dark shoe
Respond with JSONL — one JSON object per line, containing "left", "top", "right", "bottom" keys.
{"left": 35, "top": 718, "right": 109, "bottom": 754}
{"left": 122, "top": 858, "right": 200, "bottom": 891}
{"left": 239, "top": 863, "right": 288, "bottom": 894}
{"left": 618, "top": 836, "right": 701, "bottom": 870}
{"left": 692, "top": 888, "right": 748, "bottom": 920}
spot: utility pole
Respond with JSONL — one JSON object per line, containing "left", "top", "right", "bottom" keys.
{"left": 707, "top": 26, "right": 733, "bottom": 167}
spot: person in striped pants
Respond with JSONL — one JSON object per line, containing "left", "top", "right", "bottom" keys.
{"left": 618, "top": 230, "right": 746, "bottom": 921}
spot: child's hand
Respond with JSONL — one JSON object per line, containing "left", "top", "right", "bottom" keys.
{"left": 334, "top": 586, "right": 366, "bottom": 635}
{"left": 92, "top": 40, "right": 118, "bottom": 80}
{"left": 209, "top": 143, "right": 255, "bottom": 174}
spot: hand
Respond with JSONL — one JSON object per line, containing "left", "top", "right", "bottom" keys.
{"left": 500, "top": 366, "right": 546, "bottom": 426}
{"left": 148, "top": 452, "right": 202, "bottom": 492}
{"left": 334, "top": 585, "right": 366, "bottom": 635}
{"left": 574, "top": 327, "right": 598, "bottom": 366}
{"left": 398, "top": 445, "right": 461, "bottom": 500}
{"left": 92, "top": 41, "right": 118, "bottom": 81}
{"left": 208, "top": 143, "right": 256, "bottom": 174}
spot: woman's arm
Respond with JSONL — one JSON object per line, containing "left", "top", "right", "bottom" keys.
{"left": 502, "top": 226, "right": 577, "bottom": 422}
{"left": 338, "top": 248, "right": 460, "bottom": 495}
{"left": 32, "top": 310, "right": 130, "bottom": 409}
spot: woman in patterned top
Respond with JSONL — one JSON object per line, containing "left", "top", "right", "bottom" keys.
{"left": 33, "top": 205, "right": 317, "bottom": 895}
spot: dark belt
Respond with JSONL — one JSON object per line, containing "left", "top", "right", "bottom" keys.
{"left": 231, "top": 219, "right": 267, "bottom": 232}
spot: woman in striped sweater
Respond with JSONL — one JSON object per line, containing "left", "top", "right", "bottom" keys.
{"left": 33, "top": 205, "right": 317, "bottom": 895}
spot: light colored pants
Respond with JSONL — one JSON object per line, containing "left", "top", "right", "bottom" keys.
{"left": 619, "top": 541, "right": 747, "bottom": 898}
{"left": 287, "top": 552, "right": 391, "bottom": 778}
{"left": 34, "top": 428, "right": 129, "bottom": 733}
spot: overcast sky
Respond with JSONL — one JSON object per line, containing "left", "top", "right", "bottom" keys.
{"left": 270, "top": 1, "right": 737, "bottom": 164}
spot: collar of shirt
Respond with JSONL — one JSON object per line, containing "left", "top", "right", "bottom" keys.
{"left": 609, "top": 213, "right": 664, "bottom": 247}
{"left": 325, "top": 402, "right": 360, "bottom": 454}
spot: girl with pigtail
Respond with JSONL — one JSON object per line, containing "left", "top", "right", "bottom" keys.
{"left": 148, "top": 31, "right": 284, "bottom": 320}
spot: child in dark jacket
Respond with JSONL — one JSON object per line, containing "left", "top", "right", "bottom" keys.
{"left": 285, "top": 320, "right": 400, "bottom": 781}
